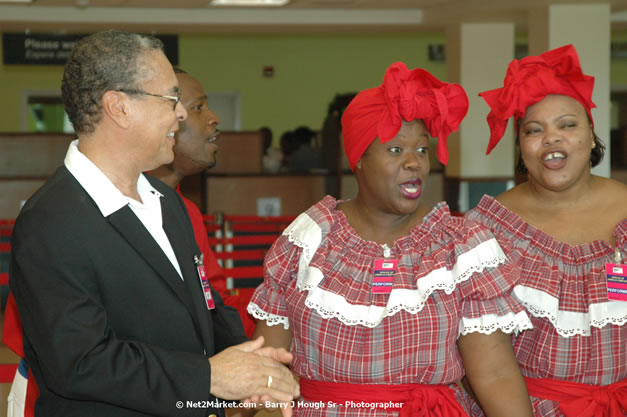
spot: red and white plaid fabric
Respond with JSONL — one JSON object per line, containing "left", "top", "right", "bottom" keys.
{"left": 466, "top": 195, "right": 627, "bottom": 417}
{"left": 249, "top": 196, "right": 531, "bottom": 417}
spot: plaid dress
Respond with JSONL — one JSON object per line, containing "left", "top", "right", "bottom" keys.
{"left": 249, "top": 196, "right": 532, "bottom": 417}
{"left": 466, "top": 195, "right": 627, "bottom": 417}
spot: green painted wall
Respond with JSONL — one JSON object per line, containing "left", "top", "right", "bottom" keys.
{"left": 0, "top": 37, "right": 65, "bottom": 133}
{"left": 611, "top": 31, "right": 627, "bottom": 88}
{"left": 0, "top": 32, "right": 446, "bottom": 140}
{"left": 178, "top": 32, "right": 446, "bottom": 142}
{"left": 2, "top": 30, "right": 627, "bottom": 140}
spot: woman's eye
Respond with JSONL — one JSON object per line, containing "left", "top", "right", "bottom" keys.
{"left": 417, "top": 147, "right": 428, "bottom": 154}
{"left": 388, "top": 147, "right": 402, "bottom": 153}
{"left": 524, "top": 128, "right": 541, "bottom": 135}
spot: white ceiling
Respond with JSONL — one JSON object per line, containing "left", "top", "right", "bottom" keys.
{"left": 1, "top": 0, "right": 627, "bottom": 34}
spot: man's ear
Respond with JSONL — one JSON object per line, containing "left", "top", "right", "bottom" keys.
{"left": 102, "top": 90, "right": 132, "bottom": 129}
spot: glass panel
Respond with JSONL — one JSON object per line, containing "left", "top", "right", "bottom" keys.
{"left": 26, "top": 96, "right": 74, "bottom": 133}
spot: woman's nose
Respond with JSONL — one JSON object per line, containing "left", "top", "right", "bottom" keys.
{"left": 403, "top": 152, "right": 420, "bottom": 170}
{"left": 543, "top": 127, "right": 562, "bottom": 146}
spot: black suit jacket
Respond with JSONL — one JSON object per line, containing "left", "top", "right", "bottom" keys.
{"left": 9, "top": 166, "right": 248, "bottom": 417}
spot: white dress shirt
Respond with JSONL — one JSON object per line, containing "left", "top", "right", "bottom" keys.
{"left": 64, "top": 139, "right": 183, "bottom": 279}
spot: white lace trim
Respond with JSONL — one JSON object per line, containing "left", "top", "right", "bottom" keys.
{"left": 247, "top": 302, "right": 290, "bottom": 330}
{"left": 283, "top": 213, "right": 323, "bottom": 289}
{"left": 297, "top": 238, "right": 508, "bottom": 328}
{"left": 513, "top": 285, "right": 627, "bottom": 337}
{"left": 459, "top": 310, "right": 533, "bottom": 336}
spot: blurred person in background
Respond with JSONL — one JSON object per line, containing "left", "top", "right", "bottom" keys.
{"left": 151, "top": 68, "right": 257, "bottom": 338}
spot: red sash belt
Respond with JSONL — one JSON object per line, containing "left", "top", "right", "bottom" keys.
{"left": 299, "top": 378, "right": 469, "bottom": 417}
{"left": 525, "top": 376, "right": 627, "bottom": 417}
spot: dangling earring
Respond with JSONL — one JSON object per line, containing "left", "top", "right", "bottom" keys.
{"left": 592, "top": 141, "right": 596, "bottom": 149}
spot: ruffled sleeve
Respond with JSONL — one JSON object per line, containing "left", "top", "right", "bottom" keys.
{"left": 247, "top": 206, "right": 329, "bottom": 330}
{"left": 247, "top": 231, "right": 302, "bottom": 330}
{"left": 451, "top": 220, "right": 533, "bottom": 336}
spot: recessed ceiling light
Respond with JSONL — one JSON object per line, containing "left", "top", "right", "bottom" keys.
{"left": 209, "top": 0, "right": 290, "bottom": 6}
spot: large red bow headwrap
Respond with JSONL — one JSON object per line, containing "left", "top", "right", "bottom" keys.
{"left": 341, "top": 62, "right": 469, "bottom": 170}
{"left": 479, "top": 44, "right": 596, "bottom": 155}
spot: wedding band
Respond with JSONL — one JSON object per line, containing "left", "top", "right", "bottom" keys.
{"left": 266, "top": 375, "right": 273, "bottom": 388}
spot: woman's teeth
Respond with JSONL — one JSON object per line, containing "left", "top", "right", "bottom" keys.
{"left": 544, "top": 151, "right": 565, "bottom": 161}
{"left": 402, "top": 184, "right": 418, "bottom": 193}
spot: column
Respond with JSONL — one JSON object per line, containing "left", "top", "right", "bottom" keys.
{"left": 446, "top": 23, "right": 515, "bottom": 210}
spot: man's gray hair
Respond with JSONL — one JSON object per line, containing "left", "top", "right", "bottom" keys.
{"left": 61, "top": 30, "right": 164, "bottom": 134}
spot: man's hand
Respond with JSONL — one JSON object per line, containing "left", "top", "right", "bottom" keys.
{"left": 253, "top": 343, "right": 293, "bottom": 365}
{"left": 209, "top": 337, "right": 299, "bottom": 407}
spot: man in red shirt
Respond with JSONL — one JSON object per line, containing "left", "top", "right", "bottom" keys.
{"left": 151, "top": 68, "right": 256, "bottom": 338}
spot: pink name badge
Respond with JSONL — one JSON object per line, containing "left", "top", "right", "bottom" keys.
{"left": 373, "top": 259, "right": 398, "bottom": 294}
{"left": 606, "top": 263, "right": 627, "bottom": 302}
{"left": 196, "top": 262, "right": 216, "bottom": 310}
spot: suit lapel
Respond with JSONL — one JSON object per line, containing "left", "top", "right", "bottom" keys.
{"left": 160, "top": 196, "right": 215, "bottom": 351}
{"left": 108, "top": 206, "right": 198, "bottom": 321}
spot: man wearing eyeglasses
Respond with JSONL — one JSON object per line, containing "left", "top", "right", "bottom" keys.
{"left": 9, "top": 30, "right": 298, "bottom": 417}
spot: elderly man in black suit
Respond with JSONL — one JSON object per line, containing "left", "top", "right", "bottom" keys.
{"left": 9, "top": 30, "right": 298, "bottom": 417}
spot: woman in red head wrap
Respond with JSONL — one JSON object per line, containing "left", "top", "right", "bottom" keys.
{"left": 466, "top": 45, "right": 627, "bottom": 417}
{"left": 247, "top": 62, "right": 534, "bottom": 417}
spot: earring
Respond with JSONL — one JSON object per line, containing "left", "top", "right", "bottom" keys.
{"left": 592, "top": 141, "right": 596, "bottom": 149}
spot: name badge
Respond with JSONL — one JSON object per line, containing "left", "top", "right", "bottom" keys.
{"left": 373, "top": 259, "right": 398, "bottom": 294}
{"left": 606, "top": 263, "right": 627, "bottom": 302}
{"left": 195, "top": 254, "right": 216, "bottom": 310}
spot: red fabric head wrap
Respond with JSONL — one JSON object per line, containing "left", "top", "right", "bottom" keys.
{"left": 341, "top": 62, "right": 468, "bottom": 170}
{"left": 479, "top": 44, "right": 596, "bottom": 155}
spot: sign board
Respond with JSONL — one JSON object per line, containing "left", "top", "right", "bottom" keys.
{"left": 2, "top": 33, "right": 179, "bottom": 65}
